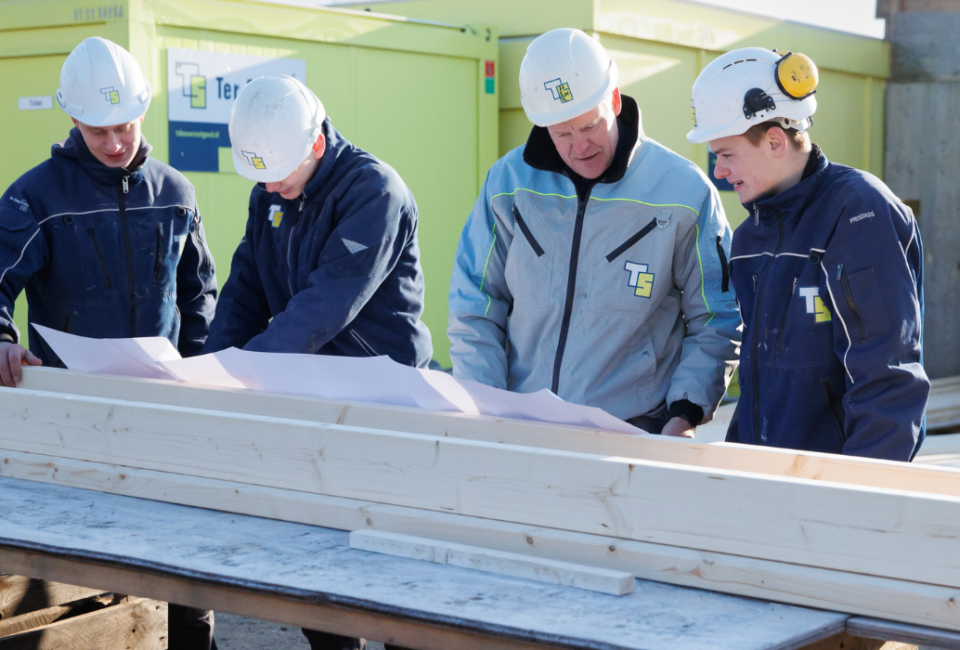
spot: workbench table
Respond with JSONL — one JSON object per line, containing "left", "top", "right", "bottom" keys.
{"left": 0, "top": 477, "right": 953, "bottom": 650}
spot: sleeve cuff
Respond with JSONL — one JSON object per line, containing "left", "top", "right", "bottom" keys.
{"left": 0, "top": 330, "right": 16, "bottom": 345}
{"left": 668, "top": 399, "right": 704, "bottom": 427}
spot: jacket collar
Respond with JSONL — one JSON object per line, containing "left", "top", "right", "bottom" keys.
{"left": 52, "top": 127, "right": 151, "bottom": 187}
{"left": 522, "top": 94, "right": 643, "bottom": 190}
{"left": 750, "top": 143, "right": 828, "bottom": 224}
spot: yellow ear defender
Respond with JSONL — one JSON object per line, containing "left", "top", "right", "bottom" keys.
{"left": 774, "top": 51, "right": 819, "bottom": 100}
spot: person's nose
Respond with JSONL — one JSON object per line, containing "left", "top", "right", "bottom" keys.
{"left": 265, "top": 182, "right": 282, "bottom": 194}
{"left": 713, "top": 158, "right": 730, "bottom": 180}
{"left": 103, "top": 132, "right": 123, "bottom": 153}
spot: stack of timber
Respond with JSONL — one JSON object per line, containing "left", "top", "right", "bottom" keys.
{"left": 0, "top": 574, "right": 165, "bottom": 649}
{"left": 1, "top": 367, "right": 960, "bottom": 633}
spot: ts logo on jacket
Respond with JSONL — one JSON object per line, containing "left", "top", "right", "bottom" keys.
{"left": 799, "top": 286, "right": 832, "bottom": 322}
{"left": 624, "top": 261, "right": 655, "bottom": 298}
{"left": 267, "top": 204, "right": 283, "bottom": 228}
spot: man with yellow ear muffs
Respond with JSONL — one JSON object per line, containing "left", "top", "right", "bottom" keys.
{"left": 687, "top": 47, "right": 929, "bottom": 460}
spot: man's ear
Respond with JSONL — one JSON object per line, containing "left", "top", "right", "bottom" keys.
{"left": 612, "top": 87, "right": 622, "bottom": 117}
{"left": 71, "top": 118, "right": 79, "bottom": 127}
{"left": 766, "top": 126, "right": 789, "bottom": 159}
{"left": 312, "top": 133, "right": 326, "bottom": 160}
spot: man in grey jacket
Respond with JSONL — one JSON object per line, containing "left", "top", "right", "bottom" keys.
{"left": 448, "top": 29, "right": 741, "bottom": 436}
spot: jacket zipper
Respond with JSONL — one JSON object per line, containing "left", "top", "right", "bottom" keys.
{"left": 751, "top": 206, "right": 784, "bottom": 443}
{"left": 774, "top": 276, "right": 799, "bottom": 353}
{"left": 512, "top": 205, "right": 545, "bottom": 257}
{"left": 716, "top": 235, "right": 730, "bottom": 292}
{"left": 153, "top": 222, "right": 164, "bottom": 286}
{"left": 837, "top": 263, "right": 866, "bottom": 340}
{"left": 117, "top": 175, "right": 137, "bottom": 335}
{"left": 551, "top": 194, "right": 590, "bottom": 394}
{"left": 85, "top": 228, "right": 113, "bottom": 290}
{"left": 605, "top": 219, "right": 657, "bottom": 263}
{"left": 350, "top": 329, "right": 378, "bottom": 357}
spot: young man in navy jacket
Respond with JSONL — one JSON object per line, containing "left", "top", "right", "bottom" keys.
{"left": 687, "top": 48, "right": 928, "bottom": 460}
{"left": 0, "top": 37, "right": 218, "bottom": 649}
{"left": 202, "top": 75, "right": 432, "bottom": 371}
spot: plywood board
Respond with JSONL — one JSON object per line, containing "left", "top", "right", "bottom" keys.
{"left": 2, "top": 450, "right": 960, "bottom": 632}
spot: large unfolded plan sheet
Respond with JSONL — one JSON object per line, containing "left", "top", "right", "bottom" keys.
{"left": 33, "top": 325, "right": 639, "bottom": 434}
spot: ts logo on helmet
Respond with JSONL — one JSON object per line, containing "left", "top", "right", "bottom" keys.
{"left": 267, "top": 205, "right": 283, "bottom": 228}
{"left": 544, "top": 78, "right": 573, "bottom": 103}
{"left": 624, "top": 261, "right": 655, "bottom": 298}
{"left": 241, "top": 150, "right": 266, "bottom": 170}
{"left": 100, "top": 87, "right": 120, "bottom": 104}
{"left": 799, "top": 287, "right": 832, "bottom": 322}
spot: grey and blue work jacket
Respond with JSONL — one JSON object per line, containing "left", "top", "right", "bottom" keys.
{"left": 0, "top": 129, "right": 217, "bottom": 364}
{"left": 727, "top": 146, "right": 928, "bottom": 460}
{"left": 448, "top": 97, "right": 742, "bottom": 424}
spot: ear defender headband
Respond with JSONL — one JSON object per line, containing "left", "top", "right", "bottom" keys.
{"left": 743, "top": 51, "right": 819, "bottom": 120}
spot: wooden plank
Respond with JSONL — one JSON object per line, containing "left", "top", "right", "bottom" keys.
{"left": 15, "top": 368, "right": 960, "bottom": 499}
{"left": 3, "top": 450, "right": 960, "bottom": 633}
{"left": 0, "top": 574, "right": 103, "bottom": 618}
{"left": 349, "top": 530, "right": 635, "bottom": 596}
{"left": 0, "top": 597, "right": 165, "bottom": 650}
{"left": 0, "top": 593, "right": 118, "bottom": 638}
{"left": 1, "top": 389, "right": 958, "bottom": 590}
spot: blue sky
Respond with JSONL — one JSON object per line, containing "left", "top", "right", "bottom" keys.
{"left": 694, "top": 0, "right": 885, "bottom": 38}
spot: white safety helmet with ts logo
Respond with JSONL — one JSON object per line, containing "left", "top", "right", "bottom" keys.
{"left": 519, "top": 28, "right": 619, "bottom": 127}
{"left": 229, "top": 75, "right": 326, "bottom": 183}
{"left": 57, "top": 37, "right": 152, "bottom": 127}
{"left": 686, "top": 47, "right": 819, "bottom": 144}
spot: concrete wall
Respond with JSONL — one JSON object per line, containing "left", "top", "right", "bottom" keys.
{"left": 884, "top": 12, "right": 960, "bottom": 378}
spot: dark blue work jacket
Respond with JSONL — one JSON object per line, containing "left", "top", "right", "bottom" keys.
{"left": 0, "top": 129, "right": 218, "bottom": 364}
{"left": 203, "top": 120, "right": 433, "bottom": 368}
{"left": 727, "top": 148, "right": 928, "bottom": 460}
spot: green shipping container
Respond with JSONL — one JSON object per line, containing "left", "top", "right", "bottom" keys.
{"left": 343, "top": 0, "right": 889, "bottom": 232}
{"left": 0, "top": 0, "right": 499, "bottom": 366}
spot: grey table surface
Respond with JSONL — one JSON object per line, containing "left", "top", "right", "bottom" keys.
{"left": 0, "top": 476, "right": 850, "bottom": 650}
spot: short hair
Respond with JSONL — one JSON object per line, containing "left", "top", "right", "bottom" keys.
{"left": 743, "top": 121, "right": 810, "bottom": 151}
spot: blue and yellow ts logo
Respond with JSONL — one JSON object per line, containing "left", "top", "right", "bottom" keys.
{"left": 100, "top": 86, "right": 120, "bottom": 104}
{"left": 799, "top": 287, "right": 832, "bottom": 322}
{"left": 624, "top": 261, "right": 655, "bottom": 298}
{"left": 544, "top": 78, "right": 573, "bottom": 103}
{"left": 267, "top": 204, "right": 283, "bottom": 228}
{"left": 241, "top": 150, "right": 266, "bottom": 170}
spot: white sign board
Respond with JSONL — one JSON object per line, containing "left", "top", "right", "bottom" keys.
{"left": 19, "top": 96, "right": 53, "bottom": 111}
{"left": 166, "top": 48, "right": 306, "bottom": 172}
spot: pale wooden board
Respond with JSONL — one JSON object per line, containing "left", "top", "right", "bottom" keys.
{"left": 15, "top": 368, "right": 960, "bottom": 499}
{"left": 0, "top": 476, "right": 853, "bottom": 650}
{"left": 0, "top": 574, "right": 104, "bottom": 619}
{"left": 1, "top": 389, "right": 959, "bottom": 591}
{"left": 0, "top": 597, "right": 166, "bottom": 650}
{"left": 349, "top": 530, "right": 636, "bottom": 596}
{"left": 3, "top": 451, "right": 960, "bottom": 632}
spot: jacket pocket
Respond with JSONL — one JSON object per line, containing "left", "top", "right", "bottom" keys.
{"left": 820, "top": 377, "right": 847, "bottom": 444}
{"left": 153, "top": 222, "right": 165, "bottom": 286}
{"left": 774, "top": 276, "right": 799, "bottom": 353}
{"left": 85, "top": 228, "right": 113, "bottom": 290}
{"left": 605, "top": 219, "right": 657, "bottom": 263}
{"left": 511, "top": 205, "right": 544, "bottom": 257}
{"left": 716, "top": 236, "right": 730, "bottom": 293}
{"left": 837, "top": 264, "right": 890, "bottom": 341}
{"left": 350, "top": 329, "right": 378, "bottom": 357}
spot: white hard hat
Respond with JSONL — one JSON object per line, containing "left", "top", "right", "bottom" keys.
{"left": 687, "top": 47, "right": 818, "bottom": 144}
{"left": 229, "top": 75, "right": 325, "bottom": 183}
{"left": 519, "top": 28, "right": 618, "bottom": 127}
{"left": 56, "top": 37, "right": 152, "bottom": 127}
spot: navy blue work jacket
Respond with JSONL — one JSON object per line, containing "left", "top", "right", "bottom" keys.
{"left": 727, "top": 149, "right": 928, "bottom": 460}
{"left": 0, "top": 129, "right": 218, "bottom": 364}
{"left": 203, "top": 120, "right": 433, "bottom": 368}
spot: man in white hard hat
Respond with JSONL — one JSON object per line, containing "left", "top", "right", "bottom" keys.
{"left": 448, "top": 29, "right": 741, "bottom": 436}
{"left": 687, "top": 48, "right": 928, "bottom": 459}
{"left": 0, "top": 37, "right": 219, "bottom": 648}
{"left": 202, "top": 73, "right": 429, "bottom": 650}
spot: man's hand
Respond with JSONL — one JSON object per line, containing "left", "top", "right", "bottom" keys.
{"left": 661, "top": 416, "right": 695, "bottom": 438}
{"left": 0, "top": 342, "right": 42, "bottom": 387}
